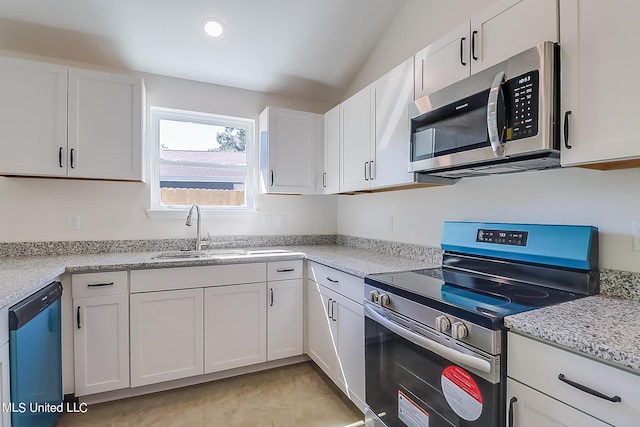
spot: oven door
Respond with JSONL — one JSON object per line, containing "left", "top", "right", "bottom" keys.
{"left": 364, "top": 303, "right": 504, "bottom": 427}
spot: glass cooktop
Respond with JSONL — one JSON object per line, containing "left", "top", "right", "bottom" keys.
{"left": 365, "top": 267, "right": 584, "bottom": 320}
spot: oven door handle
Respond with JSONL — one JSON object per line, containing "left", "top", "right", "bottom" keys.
{"left": 365, "top": 305, "right": 491, "bottom": 374}
{"left": 487, "top": 71, "right": 506, "bottom": 157}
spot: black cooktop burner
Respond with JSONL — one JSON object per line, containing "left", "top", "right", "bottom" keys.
{"left": 365, "top": 266, "right": 584, "bottom": 326}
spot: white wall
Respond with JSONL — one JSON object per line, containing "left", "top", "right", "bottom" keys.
{"left": 0, "top": 52, "right": 336, "bottom": 242}
{"left": 337, "top": 0, "right": 640, "bottom": 273}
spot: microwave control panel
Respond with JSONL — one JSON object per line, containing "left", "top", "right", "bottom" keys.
{"left": 505, "top": 70, "right": 539, "bottom": 141}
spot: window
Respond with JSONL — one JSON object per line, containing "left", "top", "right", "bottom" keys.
{"left": 149, "top": 107, "right": 256, "bottom": 212}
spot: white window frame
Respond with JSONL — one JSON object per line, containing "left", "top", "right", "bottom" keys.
{"left": 146, "top": 106, "right": 257, "bottom": 219}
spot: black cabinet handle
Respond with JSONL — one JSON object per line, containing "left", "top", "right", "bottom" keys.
{"left": 270, "top": 288, "right": 274, "bottom": 307}
{"left": 326, "top": 277, "right": 339, "bottom": 283}
{"left": 270, "top": 170, "right": 274, "bottom": 186}
{"left": 558, "top": 374, "right": 622, "bottom": 403}
{"left": 87, "top": 282, "right": 114, "bottom": 287}
{"left": 276, "top": 268, "right": 294, "bottom": 273}
{"left": 472, "top": 31, "right": 479, "bottom": 60}
{"left": 326, "top": 298, "right": 332, "bottom": 318}
{"left": 332, "top": 300, "right": 337, "bottom": 322}
{"left": 364, "top": 162, "right": 369, "bottom": 181}
{"left": 59, "top": 147, "right": 64, "bottom": 168}
{"left": 76, "top": 306, "right": 81, "bottom": 329}
{"left": 564, "top": 111, "right": 572, "bottom": 149}
{"left": 508, "top": 397, "right": 517, "bottom": 427}
{"left": 369, "top": 160, "right": 374, "bottom": 181}
{"left": 70, "top": 148, "right": 75, "bottom": 168}
{"left": 323, "top": 172, "right": 326, "bottom": 188}
{"left": 460, "top": 37, "right": 467, "bottom": 66}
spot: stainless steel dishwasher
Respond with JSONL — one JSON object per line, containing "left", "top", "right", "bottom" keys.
{"left": 9, "top": 281, "right": 63, "bottom": 427}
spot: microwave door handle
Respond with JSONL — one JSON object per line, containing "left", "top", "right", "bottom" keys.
{"left": 487, "top": 71, "right": 506, "bottom": 157}
{"left": 364, "top": 304, "right": 491, "bottom": 374}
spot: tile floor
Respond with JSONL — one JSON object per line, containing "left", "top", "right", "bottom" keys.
{"left": 56, "top": 362, "right": 364, "bottom": 427}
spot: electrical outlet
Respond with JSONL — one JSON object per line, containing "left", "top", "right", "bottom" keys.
{"left": 633, "top": 221, "right": 640, "bottom": 252}
{"left": 263, "top": 215, "right": 271, "bottom": 228}
{"left": 67, "top": 214, "right": 80, "bottom": 230}
{"left": 387, "top": 216, "right": 394, "bottom": 231}
{"left": 277, "top": 215, "right": 286, "bottom": 228}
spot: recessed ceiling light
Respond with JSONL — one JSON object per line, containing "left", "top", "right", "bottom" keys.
{"left": 203, "top": 19, "right": 224, "bottom": 38}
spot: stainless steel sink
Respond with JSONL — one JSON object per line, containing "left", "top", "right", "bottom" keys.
{"left": 150, "top": 251, "right": 211, "bottom": 260}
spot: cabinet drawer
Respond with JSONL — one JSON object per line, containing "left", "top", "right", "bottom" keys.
{"left": 130, "top": 263, "right": 266, "bottom": 293}
{"left": 307, "top": 261, "right": 363, "bottom": 303}
{"left": 268, "top": 260, "right": 303, "bottom": 281}
{"left": 72, "top": 271, "right": 128, "bottom": 297}
{"left": 508, "top": 332, "right": 640, "bottom": 426}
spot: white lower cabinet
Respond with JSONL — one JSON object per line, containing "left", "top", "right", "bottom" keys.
{"left": 507, "top": 378, "right": 610, "bottom": 427}
{"left": 508, "top": 332, "right": 639, "bottom": 426}
{"left": 204, "top": 283, "right": 267, "bottom": 373}
{"left": 306, "top": 273, "right": 365, "bottom": 412}
{"left": 130, "top": 288, "right": 204, "bottom": 387}
{"left": 73, "top": 294, "right": 129, "bottom": 395}
{"left": 72, "top": 271, "right": 129, "bottom": 396}
{"left": 267, "top": 260, "right": 304, "bottom": 361}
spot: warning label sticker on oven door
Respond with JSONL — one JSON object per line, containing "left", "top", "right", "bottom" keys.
{"left": 441, "top": 366, "right": 483, "bottom": 421}
{"left": 398, "top": 390, "right": 429, "bottom": 427}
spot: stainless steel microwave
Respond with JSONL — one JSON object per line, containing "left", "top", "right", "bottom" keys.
{"left": 409, "top": 41, "right": 560, "bottom": 178}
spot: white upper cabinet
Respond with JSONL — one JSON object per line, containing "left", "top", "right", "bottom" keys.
{"left": 323, "top": 105, "right": 340, "bottom": 194}
{"left": 470, "top": 0, "right": 558, "bottom": 74}
{"left": 560, "top": 0, "right": 640, "bottom": 168}
{"left": 340, "top": 86, "right": 373, "bottom": 193}
{"left": 68, "top": 68, "right": 144, "bottom": 180}
{"left": 415, "top": 22, "right": 471, "bottom": 99}
{"left": 0, "top": 57, "right": 68, "bottom": 177}
{"left": 259, "top": 106, "right": 322, "bottom": 194}
{"left": 371, "top": 58, "right": 415, "bottom": 190}
{"left": 415, "top": 0, "right": 558, "bottom": 99}
{"left": 0, "top": 56, "right": 145, "bottom": 180}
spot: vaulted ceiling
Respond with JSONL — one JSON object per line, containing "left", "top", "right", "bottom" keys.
{"left": 0, "top": 0, "right": 406, "bottom": 103}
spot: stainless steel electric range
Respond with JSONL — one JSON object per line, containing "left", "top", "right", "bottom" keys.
{"left": 363, "top": 221, "right": 599, "bottom": 427}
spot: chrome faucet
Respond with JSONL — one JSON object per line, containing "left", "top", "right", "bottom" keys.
{"left": 185, "top": 203, "right": 202, "bottom": 251}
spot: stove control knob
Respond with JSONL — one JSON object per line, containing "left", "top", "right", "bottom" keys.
{"left": 435, "top": 315, "right": 451, "bottom": 332}
{"left": 378, "top": 293, "right": 390, "bottom": 307}
{"left": 451, "top": 322, "right": 469, "bottom": 340}
{"left": 369, "top": 290, "right": 380, "bottom": 303}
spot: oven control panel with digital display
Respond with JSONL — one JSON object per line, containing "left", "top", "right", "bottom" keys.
{"left": 505, "top": 70, "right": 539, "bottom": 141}
{"left": 476, "top": 229, "right": 528, "bottom": 246}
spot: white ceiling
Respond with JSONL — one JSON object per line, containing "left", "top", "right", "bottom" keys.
{"left": 0, "top": 0, "right": 406, "bottom": 104}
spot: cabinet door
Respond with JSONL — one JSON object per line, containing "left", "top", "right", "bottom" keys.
{"left": 0, "top": 342, "right": 10, "bottom": 427}
{"left": 68, "top": 68, "right": 144, "bottom": 180}
{"left": 414, "top": 22, "right": 470, "bottom": 99}
{"left": 507, "top": 378, "right": 611, "bottom": 427}
{"left": 0, "top": 57, "right": 68, "bottom": 177}
{"left": 73, "top": 294, "right": 129, "bottom": 396}
{"left": 560, "top": 0, "right": 640, "bottom": 167}
{"left": 130, "top": 289, "right": 203, "bottom": 387}
{"left": 323, "top": 105, "right": 341, "bottom": 194}
{"left": 204, "top": 283, "right": 266, "bottom": 373}
{"left": 259, "top": 107, "right": 320, "bottom": 194}
{"left": 470, "top": 0, "right": 558, "bottom": 74}
{"left": 371, "top": 58, "right": 415, "bottom": 189}
{"left": 334, "top": 295, "right": 365, "bottom": 413}
{"left": 268, "top": 279, "right": 303, "bottom": 360}
{"left": 306, "top": 279, "right": 336, "bottom": 377}
{"left": 340, "top": 86, "right": 373, "bottom": 192}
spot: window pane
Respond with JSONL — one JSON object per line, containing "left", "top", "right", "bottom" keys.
{"left": 159, "top": 119, "right": 246, "bottom": 165}
{"left": 159, "top": 165, "right": 246, "bottom": 207}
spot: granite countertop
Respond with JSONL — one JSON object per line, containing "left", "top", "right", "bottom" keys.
{"left": 505, "top": 295, "right": 640, "bottom": 374}
{"left": 0, "top": 244, "right": 436, "bottom": 310}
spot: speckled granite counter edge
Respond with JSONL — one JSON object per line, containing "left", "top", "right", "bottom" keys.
{"left": 337, "top": 235, "right": 443, "bottom": 265}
